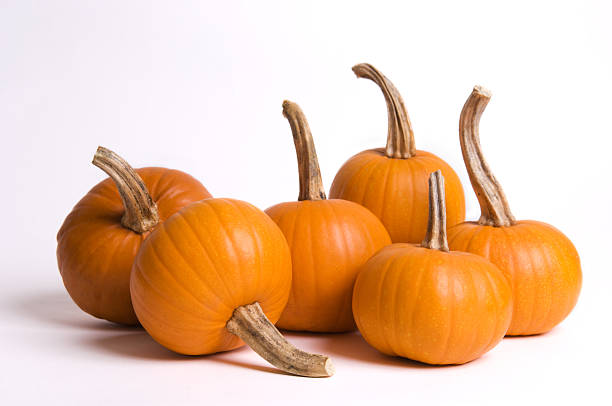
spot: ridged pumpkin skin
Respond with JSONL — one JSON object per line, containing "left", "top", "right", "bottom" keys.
{"left": 131, "top": 198, "right": 292, "bottom": 355}
{"left": 57, "top": 167, "right": 211, "bottom": 325}
{"left": 353, "top": 244, "right": 513, "bottom": 365}
{"left": 448, "top": 221, "right": 582, "bottom": 335}
{"left": 329, "top": 148, "right": 465, "bottom": 243}
{"left": 265, "top": 199, "right": 391, "bottom": 332}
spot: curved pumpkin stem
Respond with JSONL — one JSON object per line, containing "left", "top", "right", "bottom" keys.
{"left": 352, "top": 63, "right": 415, "bottom": 159}
{"left": 421, "top": 170, "right": 449, "bottom": 252}
{"left": 459, "top": 86, "right": 515, "bottom": 227}
{"left": 282, "top": 101, "right": 326, "bottom": 201}
{"left": 226, "top": 302, "right": 334, "bottom": 377}
{"left": 92, "top": 147, "right": 159, "bottom": 233}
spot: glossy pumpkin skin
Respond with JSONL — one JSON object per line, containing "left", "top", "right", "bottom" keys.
{"left": 131, "top": 198, "right": 292, "bottom": 355}
{"left": 329, "top": 148, "right": 465, "bottom": 244}
{"left": 353, "top": 244, "right": 513, "bottom": 365}
{"left": 448, "top": 220, "right": 582, "bottom": 336}
{"left": 57, "top": 168, "right": 211, "bottom": 325}
{"left": 265, "top": 199, "right": 391, "bottom": 332}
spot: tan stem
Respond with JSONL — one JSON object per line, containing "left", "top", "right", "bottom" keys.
{"left": 92, "top": 146, "right": 159, "bottom": 233}
{"left": 459, "top": 86, "right": 515, "bottom": 227}
{"left": 282, "top": 101, "right": 326, "bottom": 201}
{"left": 352, "top": 63, "right": 415, "bottom": 159}
{"left": 226, "top": 302, "right": 335, "bottom": 378}
{"left": 421, "top": 170, "right": 449, "bottom": 252}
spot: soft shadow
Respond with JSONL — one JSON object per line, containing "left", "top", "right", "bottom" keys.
{"left": 17, "top": 290, "right": 458, "bottom": 373}
{"left": 84, "top": 331, "right": 181, "bottom": 360}
{"left": 13, "top": 290, "right": 138, "bottom": 332}
{"left": 85, "top": 330, "right": 288, "bottom": 375}
{"left": 212, "top": 350, "right": 290, "bottom": 376}
{"left": 283, "top": 331, "right": 459, "bottom": 369}
{"left": 504, "top": 329, "right": 556, "bottom": 339}
{"left": 16, "top": 290, "right": 297, "bottom": 375}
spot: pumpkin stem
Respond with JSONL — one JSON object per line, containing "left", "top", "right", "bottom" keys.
{"left": 226, "top": 302, "right": 335, "bottom": 377}
{"left": 352, "top": 63, "right": 416, "bottom": 159}
{"left": 92, "top": 146, "right": 160, "bottom": 233}
{"left": 421, "top": 170, "right": 449, "bottom": 252}
{"left": 282, "top": 101, "right": 327, "bottom": 201}
{"left": 459, "top": 86, "right": 515, "bottom": 227}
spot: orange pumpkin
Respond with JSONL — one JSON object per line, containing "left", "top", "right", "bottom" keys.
{"left": 131, "top": 197, "right": 334, "bottom": 377}
{"left": 265, "top": 101, "right": 391, "bottom": 332}
{"left": 353, "top": 171, "right": 513, "bottom": 365}
{"left": 447, "top": 86, "right": 582, "bottom": 336}
{"left": 57, "top": 147, "right": 211, "bottom": 324}
{"left": 329, "top": 63, "right": 465, "bottom": 243}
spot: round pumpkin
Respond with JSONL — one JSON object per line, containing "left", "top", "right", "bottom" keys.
{"left": 57, "top": 147, "right": 211, "bottom": 324}
{"left": 329, "top": 63, "right": 465, "bottom": 243}
{"left": 131, "top": 197, "right": 334, "bottom": 377}
{"left": 447, "top": 86, "right": 582, "bottom": 336}
{"left": 265, "top": 101, "right": 391, "bottom": 332}
{"left": 353, "top": 171, "right": 513, "bottom": 365}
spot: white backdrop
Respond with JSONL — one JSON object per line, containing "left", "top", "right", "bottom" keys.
{"left": 2, "top": 1, "right": 611, "bottom": 405}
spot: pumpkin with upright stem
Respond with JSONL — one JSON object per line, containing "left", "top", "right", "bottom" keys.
{"left": 130, "top": 196, "right": 334, "bottom": 377}
{"left": 265, "top": 101, "right": 391, "bottom": 332}
{"left": 447, "top": 86, "right": 582, "bottom": 336}
{"left": 57, "top": 147, "right": 211, "bottom": 324}
{"left": 352, "top": 171, "right": 513, "bottom": 365}
{"left": 329, "top": 63, "right": 465, "bottom": 243}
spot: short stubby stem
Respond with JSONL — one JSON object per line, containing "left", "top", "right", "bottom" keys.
{"left": 226, "top": 302, "right": 335, "bottom": 377}
{"left": 282, "top": 101, "right": 327, "bottom": 201}
{"left": 421, "top": 170, "right": 449, "bottom": 252}
{"left": 92, "top": 146, "right": 160, "bottom": 233}
{"left": 459, "top": 86, "right": 515, "bottom": 227}
{"left": 352, "top": 63, "right": 415, "bottom": 159}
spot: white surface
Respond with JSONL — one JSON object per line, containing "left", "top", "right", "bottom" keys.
{"left": 1, "top": 1, "right": 611, "bottom": 405}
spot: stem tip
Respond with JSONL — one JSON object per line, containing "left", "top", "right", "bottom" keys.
{"left": 473, "top": 85, "right": 492, "bottom": 98}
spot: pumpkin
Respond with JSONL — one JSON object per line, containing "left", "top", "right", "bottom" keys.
{"left": 130, "top": 197, "right": 334, "bottom": 377}
{"left": 329, "top": 63, "right": 465, "bottom": 243}
{"left": 352, "top": 171, "right": 513, "bottom": 365}
{"left": 447, "top": 86, "right": 582, "bottom": 336}
{"left": 265, "top": 101, "right": 391, "bottom": 332}
{"left": 57, "top": 147, "right": 211, "bottom": 324}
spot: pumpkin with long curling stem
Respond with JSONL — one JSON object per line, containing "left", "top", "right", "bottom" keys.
{"left": 353, "top": 171, "right": 512, "bottom": 365}
{"left": 265, "top": 101, "right": 391, "bottom": 332}
{"left": 130, "top": 197, "right": 334, "bottom": 377}
{"left": 330, "top": 63, "right": 465, "bottom": 243}
{"left": 447, "top": 86, "right": 582, "bottom": 336}
{"left": 57, "top": 147, "right": 211, "bottom": 324}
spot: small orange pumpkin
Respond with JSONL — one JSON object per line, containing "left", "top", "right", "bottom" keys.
{"left": 265, "top": 101, "right": 391, "bottom": 332}
{"left": 353, "top": 171, "right": 512, "bottom": 365}
{"left": 131, "top": 197, "right": 333, "bottom": 377}
{"left": 447, "top": 86, "right": 582, "bottom": 336}
{"left": 57, "top": 147, "right": 211, "bottom": 324}
{"left": 330, "top": 63, "right": 465, "bottom": 243}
